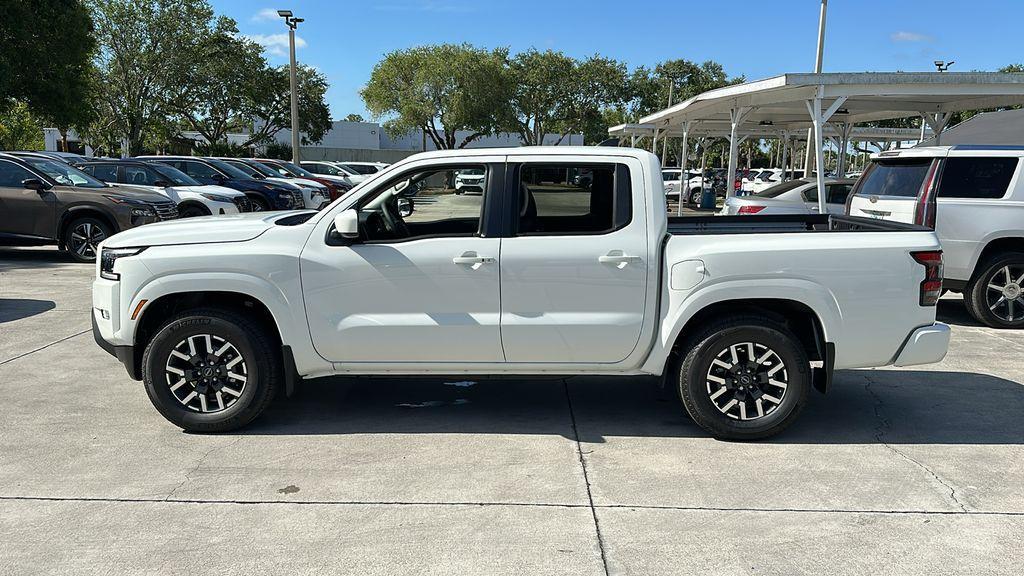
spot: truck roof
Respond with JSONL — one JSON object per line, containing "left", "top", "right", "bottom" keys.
{"left": 407, "top": 146, "right": 656, "bottom": 161}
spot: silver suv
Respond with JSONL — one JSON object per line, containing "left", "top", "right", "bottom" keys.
{"left": 847, "top": 145, "right": 1024, "bottom": 328}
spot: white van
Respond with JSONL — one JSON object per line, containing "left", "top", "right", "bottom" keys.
{"left": 847, "top": 145, "right": 1024, "bottom": 328}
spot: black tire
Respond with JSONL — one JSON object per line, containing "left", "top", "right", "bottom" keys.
{"left": 676, "top": 316, "right": 810, "bottom": 440}
{"left": 249, "top": 195, "right": 270, "bottom": 212}
{"left": 178, "top": 204, "right": 211, "bottom": 218}
{"left": 965, "top": 252, "right": 1024, "bottom": 329}
{"left": 63, "top": 216, "right": 112, "bottom": 262}
{"left": 688, "top": 188, "right": 702, "bottom": 206}
{"left": 142, "top": 308, "right": 280, "bottom": 432}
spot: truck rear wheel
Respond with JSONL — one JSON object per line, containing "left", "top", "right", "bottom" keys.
{"left": 965, "top": 252, "right": 1024, "bottom": 329}
{"left": 142, "top": 308, "right": 280, "bottom": 432}
{"left": 676, "top": 317, "right": 810, "bottom": 440}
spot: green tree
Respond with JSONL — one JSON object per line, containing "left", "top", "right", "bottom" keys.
{"left": 362, "top": 44, "right": 512, "bottom": 149}
{"left": 344, "top": 113, "right": 365, "bottom": 122}
{"left": 242, "top": 64, "right": 332, "bottom": 147}
{"left": 0, "top": 0, "right": 96, "bottom": 150}
{"left": 626, "top": 59, "right": 740, "bottom": 120}
{"left": 0, "top": 102, "right": 45, "bottom": 150}
{"left": 90, "top": 0, "right": 216, "bottom": 155}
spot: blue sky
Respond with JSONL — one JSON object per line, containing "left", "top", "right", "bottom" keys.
{"left": 210, "top": 0, "right": 1023, "bottom": 121}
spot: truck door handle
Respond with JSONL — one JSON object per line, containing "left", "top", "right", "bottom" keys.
{"left": 598, "top": 251, "right": 641, "bottom": 265}
{"left": 453, "top": 252, "right": 496, "bottom": 265}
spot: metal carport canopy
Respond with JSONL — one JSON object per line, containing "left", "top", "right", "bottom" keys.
{"left": 630, "top": 72, "right": 1024, "bottom": 212}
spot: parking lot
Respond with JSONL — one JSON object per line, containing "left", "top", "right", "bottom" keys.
{"left": 1, "top": 246, "right": 1022, "bottom": 575}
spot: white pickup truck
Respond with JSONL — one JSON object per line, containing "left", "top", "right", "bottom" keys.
{"left": 92, "top": 147, "right": 950, "bottom": 440}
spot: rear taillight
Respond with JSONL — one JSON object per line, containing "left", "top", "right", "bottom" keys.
{"left": 738, "top": 205, "right": 766, "bottom": 214}
{"left": 911, "top": 250, "right": 943, "bottom": 306}
{"left": 913, "top": 160, "right": 940, "bottom": 229}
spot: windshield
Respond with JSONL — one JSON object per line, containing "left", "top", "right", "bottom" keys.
{"left": 855, "top": 159, "right": 933, "bottom": 198}
{"left": 241, "top": 160, "right": 278, "bottom": 178}
{"left": 206, "top": 158, "right": 253, "bottom": 180}
{"left": 149, "top": 163, "right": 198, "bottom": 186}
{"left": 222, "top": 160, "right": 264, "bottom": 178}
{"left": 755, "top": 179, "right": 808, "bottom": 198}
{"left": 276, "top": 161, "right": 317, "bottom": 178}
{"left": 22, "top": 157, "right": 107, "bottom": 188}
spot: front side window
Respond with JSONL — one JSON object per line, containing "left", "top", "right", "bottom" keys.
{"left": 181, "top": 161, "right": 221, "bottom": 180}
{"left": 937, "top": 157, "right": 1018, "bottom": 199}
{"left": 827, "top": 184, "right": 852, "bottom": 204}
{"left": 123, "top": 165, "right": 160, "bottom": 186}
{"left": 517, "top": 163, "right": 630, "bottom": 235}
{"left": 352, "top": 164, "right": 487, "bottom": 242}
{"left": 85, "top": 164, "right": 118, "bottom": 183}
{"left": 0, "top": 160, "right": 36, "bottom": 187}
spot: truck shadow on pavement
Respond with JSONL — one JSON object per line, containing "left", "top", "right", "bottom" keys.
{"left": 936, "top": 297, "right": 985, "bottom": 327}
{"left": 0, "top": 248, "right": 77, "bottom": 271}
{"left": 0, "top": 298, "right": 56, "bottom": 323}
{"left": 244, "top": 369, "right": 1024, "bottom": 445}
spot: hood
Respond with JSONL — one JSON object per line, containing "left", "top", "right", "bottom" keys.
{"left": 171, "top": 184, "right": 245, "bottom": 198}
{"left": 103, "top": 210, "right": 309, "bottom": 248}
{"left": 309, "top": 174, "right": 351, "bottom": 186}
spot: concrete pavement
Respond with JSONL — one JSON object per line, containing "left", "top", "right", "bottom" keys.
{"left": 1, "top": 246, "right": 1022, "bottom": 575}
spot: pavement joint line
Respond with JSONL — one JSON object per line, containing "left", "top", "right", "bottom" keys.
{"left": 0, "top": 328, "right": 91, "bottom": 366}
{"left": 563, "top": 378, "right": 611, "bottom": 576}
{"left": 862, "top": 372, "right": 969, "bottom": 513}
{"left": 2, "top": 495, "right": 1023, "bottom": 517}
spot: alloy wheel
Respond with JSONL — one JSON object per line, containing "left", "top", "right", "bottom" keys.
{"left": 69, "top": 222, "right": 106, "bottom": 258}
{"left": 165, "top": 334, "right": 247, "bottom": 413}
{"left": 986, "top": 265, "right": 1024, "bottom": 322}
{"left": 705, "top": 342, "right": 788, "bottom": 421}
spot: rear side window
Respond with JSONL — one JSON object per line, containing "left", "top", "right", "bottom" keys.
{"left": 756, "top": 179, "right": 806, "bottom": 198}
{"left": 857, "top": 160, "right": 932, "bottom": 198}
{"left": 827, "top": 184, "right": 852, "bottom": 204}
{"left": 937, "top": 157, "right": 1018, "bottom": 199}
{"left": 517, "top": 163, "right": 631, "bottom": 235}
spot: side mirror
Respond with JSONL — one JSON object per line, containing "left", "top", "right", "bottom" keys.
{"left": 397, "top": 197, "right": 414, "bottom": 217}
{"left": 22, "top": 178, "right": 49, "bottom": 192}
{"left": 333, "top": 209, "right": 360, "bottom": 239}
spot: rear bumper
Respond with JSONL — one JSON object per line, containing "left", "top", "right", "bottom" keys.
{"left": 892, "top": 322, "right": 950, "bottom": 367}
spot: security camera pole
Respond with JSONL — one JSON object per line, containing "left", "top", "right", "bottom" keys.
{"left": 278, "top": 10, "right": 304, "bottom": 165}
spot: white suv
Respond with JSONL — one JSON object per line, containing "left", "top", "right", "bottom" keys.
{"left": 847, "top": 145, "right": 1024, "bottom": 328}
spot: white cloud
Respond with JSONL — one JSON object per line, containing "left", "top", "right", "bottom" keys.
{"left": 890, "top": 31, "right": 934, "bottom": 43}
{"left": 251, "top": 8, "right": 279, "bottom": 22}
{"left": 244, "top": 33, "right": 307, "bottom": 58}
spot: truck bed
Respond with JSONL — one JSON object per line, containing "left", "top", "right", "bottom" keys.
{"left": 667, "top": 214, "right": 926, "bottom": 235}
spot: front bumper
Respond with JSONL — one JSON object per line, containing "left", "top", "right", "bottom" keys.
{"left": 92, "top": 313, "right": 139, "bottom": 379}
{"left": 892, "top": 322, "right": 950, "bottom": 367}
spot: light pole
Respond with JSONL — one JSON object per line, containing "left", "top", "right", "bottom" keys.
{"left": 803, "top": 0, "right": 827, "bottom": 176}
{"left": 278, "top": 10, "right": 303, "bottom": 165}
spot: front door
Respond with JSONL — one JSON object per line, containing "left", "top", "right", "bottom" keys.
{"left": 499, "top": 157, "right": 650, "bottom": 364}
{"left": 301, "top": 158, "right": 505, "bottom": 364}
{"left": 0, "top": 159, "right": 55, "bottom": 239}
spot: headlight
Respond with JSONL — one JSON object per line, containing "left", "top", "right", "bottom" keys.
{"left": 130, "top": 207, "right": 155, "bottom": 217}
{"left": 201, "top": 193, "right": 233, "bottom": 203}
{"left": 100, "top": 247, "right": 146, "bottom": 280}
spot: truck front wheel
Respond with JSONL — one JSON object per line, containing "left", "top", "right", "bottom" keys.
{"left": 676, "top": 318, "right": 810, "bottom": 440}
{"left": 141, "top": 309, "right": 280, "bottom": 432}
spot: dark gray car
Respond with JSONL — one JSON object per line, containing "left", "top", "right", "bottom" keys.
{"left": 0, "top": 153, "right": 178, "bottom": 262}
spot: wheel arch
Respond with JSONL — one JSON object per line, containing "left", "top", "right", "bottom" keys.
{"left": 132, "top": 291, "right": 285, "bottom": 382}
{"left": 176, "top": 200, "right": 212, "bottom": 216}
{"left": 971, "top": 236, "right": 1024, "bottom": 279}
{"left": 57, "top": 206, "right": 119, "bottom": 247}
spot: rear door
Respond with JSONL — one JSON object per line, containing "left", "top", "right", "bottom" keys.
{"left": 499, "top": 155, "right": 649, "bottom": 364}
{"left": 847, "top": 158, "right": 937, "bottom": 223}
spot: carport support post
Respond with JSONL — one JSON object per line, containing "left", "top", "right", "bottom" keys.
{"left": 805, "top": 94, "right": 847, "bottom": 213}
{"left": 779, "top": 131, "right": 789, "bottom": 181}
{"left": 835, "top": 122, "right": 853, "bottom": 178}
{"left": 651, "top": 129, "right": 659, "bottom": 154}
{"left": 678, "top": 121, "right": 690, "bottom": 215}
{"left": 726, "top": 106, "right": 752, "bottom": 199}
{"left": 921, "top": 111, "right": 950, "bottom": 146}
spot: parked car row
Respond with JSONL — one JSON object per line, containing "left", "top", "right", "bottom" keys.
{"left": 0, "top": 151, "right": 390, "bottom": 262}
